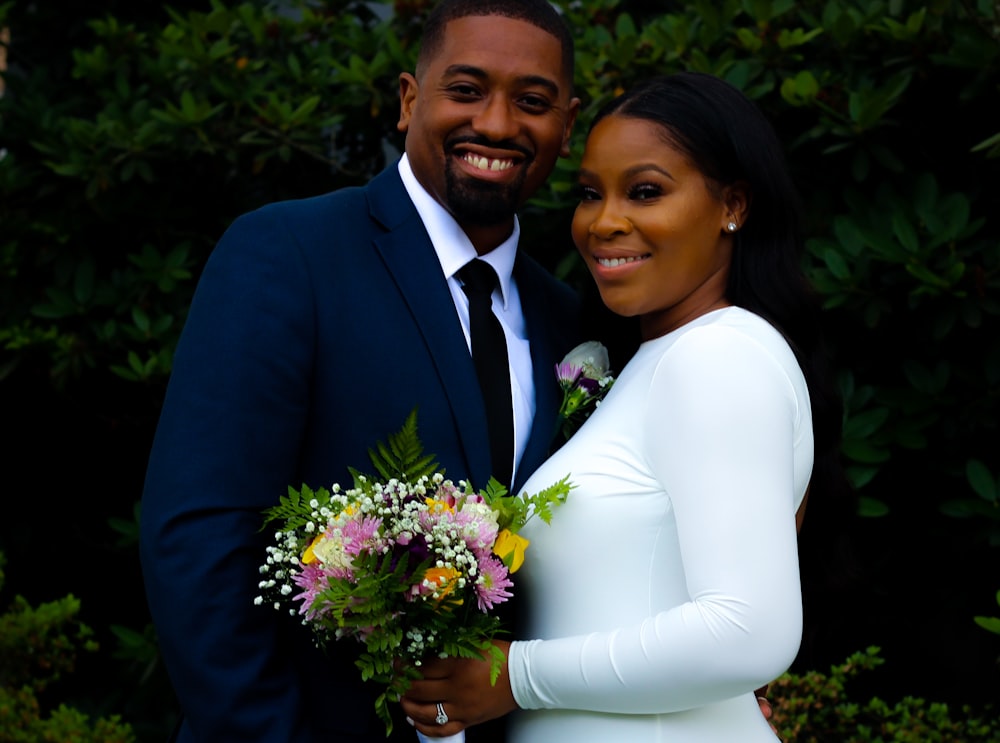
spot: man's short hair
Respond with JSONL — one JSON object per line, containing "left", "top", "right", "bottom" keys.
{"left": 416, "top": 0, "right": 575, "bottom": 90}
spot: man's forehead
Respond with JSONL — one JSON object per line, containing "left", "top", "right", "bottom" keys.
{"left": 431, "top": 15, "right": 568, "bottom": 87}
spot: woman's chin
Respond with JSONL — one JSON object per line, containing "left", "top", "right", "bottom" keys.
{"left": 596, "top": 292, "right": 640, "bottom": 319}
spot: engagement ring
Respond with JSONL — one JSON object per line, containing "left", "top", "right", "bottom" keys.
{"left": 435, "top": 702, "right": 449, "bottom": 725}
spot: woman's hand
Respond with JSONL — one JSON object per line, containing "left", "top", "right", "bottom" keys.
{"left": 400, "top": 640, "right": 518, "bottom": 736}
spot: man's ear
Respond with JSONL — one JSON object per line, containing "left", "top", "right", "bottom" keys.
{"left": 560, "top": 97, "right": 582, "bottom": 158}
{"left": 398, "top": 72, "right": 418, "bottom": 133}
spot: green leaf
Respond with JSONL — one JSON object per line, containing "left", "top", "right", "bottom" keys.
{"left": 971, "top": 130, "right": 1000, "bottom": 153}
{"left": 364, "top": 408, "right": 441, "bottom": 483}
{"left": 822, "top": 246, "right": 851, "bottom": 280}
{"left": 73, "top": 259, "right": 96, "bottom": 304}
{"left": 973, "top": 616, "right": 1000, "bottom": 634}
{"left": 131, "top": 306, "right": 151, "bottom": 334}
{"left": 966, "top": 459, "right": 998, "bottom": 503}
{"left": 901, "top": 359, "right": 949, "bottom": 395}
{"left": 857, "top": 496, "right": 889, "bottom": 517}
{"left": 776, "top": 27, "right": 823, "bottom": 49}
{"left": 841, "top": 438, "right": 890, "bottom": 464}
{"left": 891, "top": 212, "right": 919, "bottom": 253}
{"left": 843, "top": 407, "right": 890, "bottom": 439}
{"left": 615, "top": 13, "right": 637, "bottom": 38}
{"left": 845, "top": 465, "right": 879, "bottom": 489}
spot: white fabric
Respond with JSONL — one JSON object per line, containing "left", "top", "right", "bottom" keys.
{"left": 398, "top": 155, "right": 533, "bottom": 483}
{"left": 507, "top": 307, "right": 813, "bottom": 742}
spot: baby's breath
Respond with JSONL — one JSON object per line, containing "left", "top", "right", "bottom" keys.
{"left": 255, "top": 410, "right": 571, "bottom": 736}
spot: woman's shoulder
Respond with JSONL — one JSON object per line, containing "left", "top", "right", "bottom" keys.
{"left": 640, "top": 307, "right": 805, "bottom": 391}
{"left": 672, "top": 307, "right": 794, "bottom": 360}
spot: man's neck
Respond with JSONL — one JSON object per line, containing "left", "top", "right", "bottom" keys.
{"left": 462, "top": 221, "right": 516, "bottom": 256}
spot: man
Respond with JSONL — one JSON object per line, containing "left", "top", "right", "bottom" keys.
{"left": 139, "top": 1, "right": 582, "bottom": 741}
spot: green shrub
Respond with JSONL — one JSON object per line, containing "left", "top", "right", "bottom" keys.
{"left": 3, "top": 2, "right": 997, "bottom": 515}
{"left": 1, "top": 0, "right": 998, "bottom": 738}
{"left": 772, "top": 647, "right": 1000, "bottom": 742}
{"left": 10, "top": 0, "right": 994, "bottom": 526}
{"left": 0, "top": 552, "right": 136, "bottom": 742}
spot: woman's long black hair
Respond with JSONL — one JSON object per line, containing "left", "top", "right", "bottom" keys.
{"left": 589, "top": 72, "right": 841, "bottom": 478}
{"left": 589, "top": 73, "right": 854, "bottom": 662}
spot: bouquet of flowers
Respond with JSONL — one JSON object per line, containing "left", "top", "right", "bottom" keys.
{"left": 555, "top": 341, "right": 615, "bottom": 441}
{"left": 255, "top": 411, "right": 571, "bottom": 734}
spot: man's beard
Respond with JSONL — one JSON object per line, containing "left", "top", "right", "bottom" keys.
{"left": 443, "top": 159, "right": 527, "bottom": 227}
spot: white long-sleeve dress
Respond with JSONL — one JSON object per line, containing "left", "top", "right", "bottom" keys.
{"left": 506, "top": 307, "right": 813, "bottom": 742}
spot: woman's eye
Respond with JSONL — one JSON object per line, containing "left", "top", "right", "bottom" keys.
{"left": 575, "top": 184, "right": 600, "bottom": 201}
{"left": 629, "top": 183, "right": 662, "bottom": 201}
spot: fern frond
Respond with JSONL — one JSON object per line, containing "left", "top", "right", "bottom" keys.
{"left": 523, "top": 475, "right": 573, "bottom": 526}
{"left": 366, "top": 408, "right": 441, "bottom": 482}
{"left": 262, "top": 485, "right": 331, "bottom": 530}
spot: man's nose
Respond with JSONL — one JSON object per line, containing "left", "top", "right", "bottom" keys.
{"left": 471, "top": 96, "right": 519, "bottom": 143}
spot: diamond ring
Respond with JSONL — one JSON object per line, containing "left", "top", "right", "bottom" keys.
{"left": 435, "top": 702, "right": 449, "bottom": 725}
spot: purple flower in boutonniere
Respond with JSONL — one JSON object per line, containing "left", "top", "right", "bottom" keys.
{"left": 555, "top": 341, "right": 615, "bottom": 441}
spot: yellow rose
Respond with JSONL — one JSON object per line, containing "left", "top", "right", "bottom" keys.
{"left": 301, "top": 533, "right": 323, "bottom": 565}
{"left": 301, "top": 532, "right": 352, "bottom": 569}
{"left": 493, "top": 529, "right": 529, "bottom": 573}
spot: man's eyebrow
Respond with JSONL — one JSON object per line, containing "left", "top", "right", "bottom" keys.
{"left": 442, "top": 64, "right": 560, "bottom": 97}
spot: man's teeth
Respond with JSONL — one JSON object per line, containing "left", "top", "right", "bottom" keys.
{"left": 598, "top": 255, "right": 646, "bottom": 267}
{"left": 464, "top": 154, "right": 514, "bottom": 172}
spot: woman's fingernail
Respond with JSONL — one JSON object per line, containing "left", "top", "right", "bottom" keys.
{"left": 406, "top": 716, "right": 415, "bottom": 727}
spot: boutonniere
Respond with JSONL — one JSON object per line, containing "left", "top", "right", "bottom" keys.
{"left": 555, "top": 341, "right": 615, "bottom": 441}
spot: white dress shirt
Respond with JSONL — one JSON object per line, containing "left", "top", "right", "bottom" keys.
{"left": 398, "top": 154, "right": 534, "bottom": 485}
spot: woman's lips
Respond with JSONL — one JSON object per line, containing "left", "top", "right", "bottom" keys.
{"left": 595, "top": 254, "right": 650, "bottom": 268}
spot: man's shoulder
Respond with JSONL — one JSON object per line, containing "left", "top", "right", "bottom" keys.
{"left": 243, "top": 182, "right": 368, "bottom": 223}
{"left": 233, "top": 163, "right": 406, "bottom": 230}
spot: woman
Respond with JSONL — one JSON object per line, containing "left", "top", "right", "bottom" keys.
{"left": 402, "top": 72, "right": 842, "bottom": 742}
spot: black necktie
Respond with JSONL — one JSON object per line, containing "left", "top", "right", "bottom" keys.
{"left": 458, "top": 259, "right": 514, "bottom": 490}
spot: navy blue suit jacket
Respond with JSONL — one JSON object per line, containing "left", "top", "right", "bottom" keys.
{"left": 139, "top": 163, "right": 581, "bottom": 742}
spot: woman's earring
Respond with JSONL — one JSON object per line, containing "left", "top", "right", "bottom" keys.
{"left": 726, "top": 221, "right": 738, "bottom": 233}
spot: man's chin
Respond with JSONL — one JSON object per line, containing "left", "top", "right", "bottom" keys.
{"left": 444, "top": 162, "right": 526, "bottom": 222}
{"left": 447, "top": 183, "right": 520, "bottom": 227}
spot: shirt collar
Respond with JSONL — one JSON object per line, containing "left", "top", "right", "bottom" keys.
{"left": 398, "top": 154, "right": 519, "bottom": 308}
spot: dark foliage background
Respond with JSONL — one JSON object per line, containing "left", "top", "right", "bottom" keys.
{"left": 1, "top": 0, "right": 998, "bottom": 739}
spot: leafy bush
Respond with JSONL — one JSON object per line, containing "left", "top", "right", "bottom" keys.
{"left": 771, "top": 647, "right": 1000, "bottom": 742}
{"left": 0, "top": 552, "right": 136, "bottom": 742}
{"left": 1, "top": 0, "right": 998, "bottom": 738}
{"left": 7, "top": 0, "right": 995, "bottom": 517}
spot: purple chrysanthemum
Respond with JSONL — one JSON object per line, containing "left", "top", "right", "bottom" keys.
{"left": 292, "top": 563, "right": 341, "bottom": 620}
{"left": 340, "top": 515, "right": 382, "bottom": 557}
{"left": 454, "top": 507, "right": 499, "bottom": 553}
{"left": 474, "top": 554, "right": 513, "bottom": 611}
{"left": 555, "top": 361, "right": 583, "bottom": 386}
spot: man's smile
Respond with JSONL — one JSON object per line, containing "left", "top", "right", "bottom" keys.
{"left": 462, "top": 153, "right": 516, "bottom": 172}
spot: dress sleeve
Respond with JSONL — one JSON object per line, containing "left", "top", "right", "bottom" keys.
{"left": 508, "top": 325, "right": 806, "bottom": 714}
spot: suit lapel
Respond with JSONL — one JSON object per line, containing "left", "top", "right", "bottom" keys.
{"left": 514, "top": 257, "right": 566, "bottom": 492}
{"left": 366, "top": 167, "right": 492, "bottom": 487}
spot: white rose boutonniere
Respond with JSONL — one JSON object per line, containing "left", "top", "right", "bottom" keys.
{"left": 555, "top": 341, "right": 615, "bottom": 441}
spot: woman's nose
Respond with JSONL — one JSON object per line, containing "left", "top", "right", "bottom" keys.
{"left": 588, "top": 204, "right": 633, "bottom": 239}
